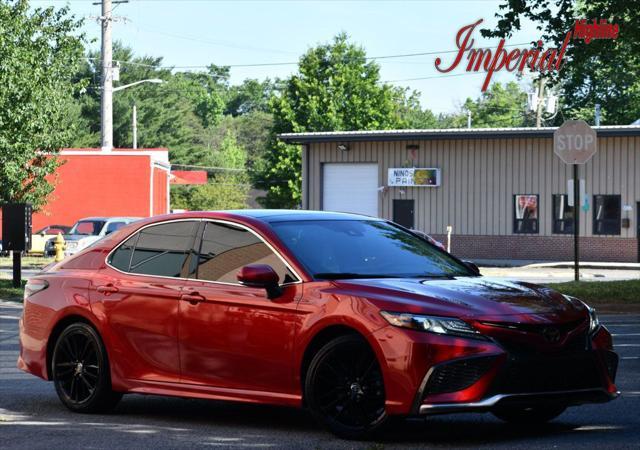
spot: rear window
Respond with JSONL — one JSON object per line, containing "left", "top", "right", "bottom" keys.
{"left": 108, "top": 221, "right": 198, "bottom": 277}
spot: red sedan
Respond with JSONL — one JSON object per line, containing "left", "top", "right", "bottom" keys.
{"left": 18, "top": 211, "right": 618, "bottom": 439}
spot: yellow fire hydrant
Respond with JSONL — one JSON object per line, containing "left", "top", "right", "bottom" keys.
{"left": 54, "top": 233, "right": 65, "bottom": 262}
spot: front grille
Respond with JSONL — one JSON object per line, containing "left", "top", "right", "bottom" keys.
{"left": 494, "top": 354, "right": 602, "bottom": 394}
{"left": 425, "top": 356, "right": 498, "bottom": 395}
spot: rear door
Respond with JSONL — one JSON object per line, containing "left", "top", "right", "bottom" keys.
{"left": 178, "top": 220, "right": 303, "bottom": 395}
{"left": 91, "top": 220, "right": 199, "bottom": 383}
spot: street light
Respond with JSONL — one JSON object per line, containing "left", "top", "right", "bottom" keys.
{"left": 113, "top": 78, "right": 164, "bottom": 93}
{"left": 108, "top": 78, "right": 163, "bottom": 150}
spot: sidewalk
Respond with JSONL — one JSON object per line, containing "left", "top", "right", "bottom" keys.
{"left": 474, "top": 259, "right": 640, "bottom": 271}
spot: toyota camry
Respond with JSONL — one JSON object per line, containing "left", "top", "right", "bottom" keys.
{"left": 18, "top": 210, "right": 618, "bottom": 439}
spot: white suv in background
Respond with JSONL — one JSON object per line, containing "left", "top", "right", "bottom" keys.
{"left": 46, "top": 217, "right": 140, "bottom": 257}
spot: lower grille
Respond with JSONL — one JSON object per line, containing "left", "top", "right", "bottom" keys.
{"left": 495, "top": 354, "right": 602, "bottom": 394}
{"left": 425, "top": 356, "right": 497, "bottom": 395}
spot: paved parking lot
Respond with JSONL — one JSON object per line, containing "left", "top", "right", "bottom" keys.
{"left": 1, "top": 300, "right": 639, "bottom": 449}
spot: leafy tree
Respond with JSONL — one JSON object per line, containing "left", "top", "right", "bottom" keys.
{"left": 394, "top": 88, "right": 439, "bottom": 129}
{"left": 225, "top": 78, "right": 280, "bottom": 116}
{"left": 171, "top": 131, "right": 249, "bottom": 211}
{"left": 463, "top": 82, "right": 533, "bottom": 128}
{"left": 482, "top": 0, "right": 640, "bottom": 125}
{"left": 0, "top": 0, "right": 85, "bottom": 210}
{"left": 254, "top": 33, "right": 404, "bottom": 208}
{"left": 207, "top": 111, "right": 274, "bottom": 167}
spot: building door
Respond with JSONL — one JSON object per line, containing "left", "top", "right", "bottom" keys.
{"left": 322, "top": 163, "right": 378, "bottom": 217}
{"left": 393, "top": 199, "right": 415, "bottom": 229}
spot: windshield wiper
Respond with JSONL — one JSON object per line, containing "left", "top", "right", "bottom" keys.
{"left": 314, "top": 273, "right": 399, "bottom": 280}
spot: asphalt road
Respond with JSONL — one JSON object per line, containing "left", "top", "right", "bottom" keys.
{"left": 1, "top": 300, "right": 639, "bottom": 449}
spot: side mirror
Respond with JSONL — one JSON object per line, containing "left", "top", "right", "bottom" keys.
{"left": 237, "top": 264, "right": 282, "bottom": 299}
{"left": 463, "top": 260, "right": 481, "bottom": 276}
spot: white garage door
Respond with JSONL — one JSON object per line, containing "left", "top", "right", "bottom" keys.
{"left": 322, "top": 163, "right": 378, "bottom": 217}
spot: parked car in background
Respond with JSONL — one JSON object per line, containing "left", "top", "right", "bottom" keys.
{"left": 30, "top": 225, "right": 71, "bottom": 255}
{"left": 44, "top": 217, "right": 139, "bottom": 257}
{"left": 19, "top": 210, "right": 618, "bottom": 440}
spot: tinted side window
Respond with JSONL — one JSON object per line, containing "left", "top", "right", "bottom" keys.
{"left": 108, "top": 234, "right": 138, "bottom": 272}
{"left": 195, "top": 222, "right": 296, "bottom": 284}
{"left": 129, "top": 221, "right": 198, "bottom": 277}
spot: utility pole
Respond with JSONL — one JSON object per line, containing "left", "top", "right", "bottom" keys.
{"left": 100, "top": 0, "right": 113, "bottom": 151}
{"left": 595, "top": 103, "right": 601, "bottom": 126}
{"left": 535, "top": 78, "right": 545, "bottom": 128}
{"left": 467, "top": 110, "right": 471, "bottom": 129}
{"left": 132, "top": 104, "right": 137, "bottom": 149}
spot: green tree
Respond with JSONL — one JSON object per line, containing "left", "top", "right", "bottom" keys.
{"left": 254, "top": 33, "right": 404, "bottom": 208}
{"left": 394, "top": 88, "right": 439, "bottom": 129}
{"left": 463, "top": 82, "right": 533, "bottom": 128}
{"left": 225, "top": 78, "right": 280, "bottom": 116}
{"left": 171, "top": 131, "right": 249, "bottom": 211}
{"left": 482, "top": 0, "right": 640, "bottom": 125}
{"left": 0, "top": 0, "right": 85, "bottom": 210}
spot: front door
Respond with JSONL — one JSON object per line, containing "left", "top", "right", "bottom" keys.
{"left": 178, "top": 221, "right": 303, "bottom": 395}
{"left": 393, "top": 199, "right": 415, "bottom": 229}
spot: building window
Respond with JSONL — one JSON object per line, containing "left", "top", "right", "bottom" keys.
{"left": 593, "top": 195, "right": 621, "bottom": 235}
{"left": 552, "top": 194, "right": 575, "bottom": 234}
{"left": 514, "top": 194, "right": 539, "bottom": 234}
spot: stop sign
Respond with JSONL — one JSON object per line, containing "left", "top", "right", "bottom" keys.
{"left": 554, "top": 120, "right": 598, "bottom": 164}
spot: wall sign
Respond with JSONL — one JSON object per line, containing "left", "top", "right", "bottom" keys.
{"left": 388, "top": 168, "right": 441, "bottom": 187}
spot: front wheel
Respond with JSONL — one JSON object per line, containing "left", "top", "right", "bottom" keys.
{"left": 51, "top": 322, "right": 122, "bottom": 413}
{"left": 492, "top": 404, "right": 566, "bottom": 424}
{"left": 304, "top": 335, "right": 387, "bottom": 440}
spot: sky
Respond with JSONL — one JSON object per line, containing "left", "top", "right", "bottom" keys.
{"left": 32, "top": 0, "right": 544, "bottom": 113}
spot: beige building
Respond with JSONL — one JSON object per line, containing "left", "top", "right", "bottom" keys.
{"left": 279, "top": 126, "right": 640, "bottom": 262}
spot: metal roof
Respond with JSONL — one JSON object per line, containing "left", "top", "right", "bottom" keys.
{"left": 278, "top": 125, "right": 640, "bottom": 143}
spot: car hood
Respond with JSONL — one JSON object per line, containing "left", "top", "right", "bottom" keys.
{"left": 334, "top": 276, "right": 586, "bottom": 323}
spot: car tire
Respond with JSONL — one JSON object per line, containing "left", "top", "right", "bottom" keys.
{"left": 492, "top": 404, "right": 566, "bottom": 424}
{"left": 51, "top": 323, "right": 122, "bottom": 413}
{"left": 304, "top": 335, "right": 388, "bottom": 440}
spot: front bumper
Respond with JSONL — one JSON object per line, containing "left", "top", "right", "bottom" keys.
{"left": 412, "top": 325, "right": 618, "bottom": 415}
{"left": 419, "top": 388, "right": 618, "bottom": 415}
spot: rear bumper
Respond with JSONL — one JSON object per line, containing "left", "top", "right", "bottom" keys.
{"left": 419, "top": 388, "right": 618, "bottom": 415}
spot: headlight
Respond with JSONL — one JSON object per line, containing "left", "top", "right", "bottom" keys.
{"left": 380, "top": 311, "right": 482, "bottom": 338}
{"left": 587, "top": 305, "right": 600, "bottom": 334}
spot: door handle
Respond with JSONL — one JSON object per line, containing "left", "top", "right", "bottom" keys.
{"left": 180, "top": 292, "right": 206, "bottom": 305}
{"left": 96, "top": 284, "right": 119, "bottom": 295}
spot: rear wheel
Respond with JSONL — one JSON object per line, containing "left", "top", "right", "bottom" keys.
{"left": 52, "top": 323, "right": 122, "bottom": 413}
{"left": 492, "top": 404, "right": 566, "bottom": 424}
{"left": 304, "top": 335, "right": 387, "bottom": 440}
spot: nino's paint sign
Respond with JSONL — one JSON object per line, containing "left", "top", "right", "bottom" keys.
{"left": 388, "top": 168, "right": 441, "bottom": 187}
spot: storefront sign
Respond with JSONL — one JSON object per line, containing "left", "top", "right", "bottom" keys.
{"left": 388, "top": 168, "right": 440, "bottom": 187}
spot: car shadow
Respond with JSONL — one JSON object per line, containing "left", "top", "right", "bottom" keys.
{"left": 111, "top": 394, "right": 611, "bottom": 446}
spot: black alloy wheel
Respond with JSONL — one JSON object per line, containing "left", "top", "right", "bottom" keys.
{"left": 305, "top": 335, "right": 387, "bottom": 440}
{"left": 52, "top": 323, "right": 122, "bottom": 413}
{"left": 492, "top": 404, "right": 567, "bottom": 424}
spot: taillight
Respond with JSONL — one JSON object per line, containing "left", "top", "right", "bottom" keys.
{"left": 24, "top": 279, "right": 49, "bottom": 299}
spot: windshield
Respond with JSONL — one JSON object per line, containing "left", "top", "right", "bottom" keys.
{"left": 70, "top": 220, "right": 106, "bottom": 236}
{"left": 270, "top": 220, "right": 474, "bottom": 279}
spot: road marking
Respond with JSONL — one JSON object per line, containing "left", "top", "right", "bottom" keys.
{"left": 614, "top": 344, "right": 640, "bottom": 347}
{"left": 0, "top": 315, "right": 19, "bottom": 320}
{"left": 621, "top": 356, "right": 639, "bottom": 360}
{"left": 612, "top": 333, "right": 640, "bottom": 336}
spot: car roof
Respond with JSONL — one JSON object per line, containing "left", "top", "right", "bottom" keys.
{"left": 77, "top": 217, "right": 139, "bottom": 222}
{"left": 211, "top": 209, "right": 382, "bottom": 223}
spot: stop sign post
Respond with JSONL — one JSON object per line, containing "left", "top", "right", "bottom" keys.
{"left": 553, "top": 120, "right": 598, "bottom": 281}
